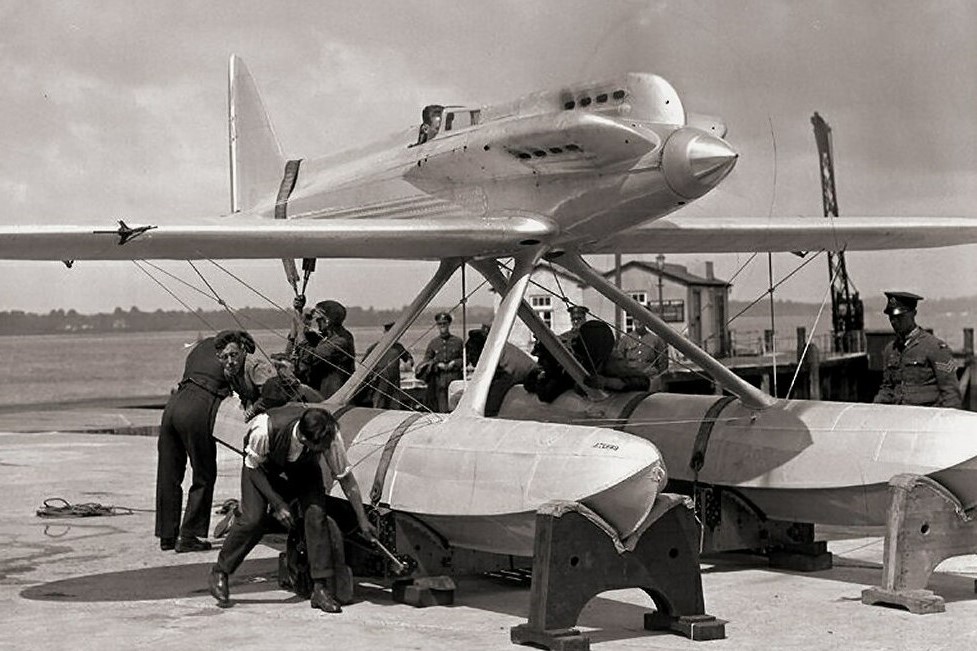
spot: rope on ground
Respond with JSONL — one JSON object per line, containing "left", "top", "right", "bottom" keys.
{"left": 35, "top": 497, "right": 134, "bottom": 518}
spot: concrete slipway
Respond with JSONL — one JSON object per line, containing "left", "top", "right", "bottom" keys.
{"left": 1, "top": 407, "right": 977, "bottom": 650}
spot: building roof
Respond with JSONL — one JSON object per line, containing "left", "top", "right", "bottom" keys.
{"left": 517, "top": 259, "right": 729, "bottom": 294}
{"left": 529, "top": 263, "right": 586, "bottom": 288}
{"left": 600, "top": 260, "right": 729, "bottom": 287}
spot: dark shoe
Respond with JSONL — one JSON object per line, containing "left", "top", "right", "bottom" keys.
{"left": 176, "top": 536, "right": 212, "bottom": 553}
{"left": 310, "top": 583, "right": 341, "bottom": 613}
{"left": 208, "top": 565, "right": 230, "bottom": 607}
{"left": 159, "top": 537, "right": 176, "bottom": 551}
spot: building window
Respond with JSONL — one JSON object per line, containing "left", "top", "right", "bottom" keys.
{"left": 627, "top": 294, "right": 685, "bottom": 328}
{"left": 530, "top": 295, "right": 553, "bottom": 328}
{"left": 625, "top": 292, "right": 648, "bottom": 332}
{"left": 659, "top": 299, "right": 685, "bottom": 323}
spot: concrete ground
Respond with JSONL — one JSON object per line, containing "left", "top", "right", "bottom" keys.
{"left": 3, "top": 410, "right": 977, "bottom": 650}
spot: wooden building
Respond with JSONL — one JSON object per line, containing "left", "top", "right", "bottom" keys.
{"left": 506, "top": 258, "right": 731, "bottom": 358}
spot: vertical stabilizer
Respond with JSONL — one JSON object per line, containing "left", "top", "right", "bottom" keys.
{"left": 228, "top": 55, "right": 285, "bottom": 213}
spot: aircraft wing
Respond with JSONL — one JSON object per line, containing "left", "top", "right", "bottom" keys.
{"left": 0, "top": 213, "right": 555, "bottom": 261}
{"left": 582, "top": 215, "right": 977, "bottom": 253}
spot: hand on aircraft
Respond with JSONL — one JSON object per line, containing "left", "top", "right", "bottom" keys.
{"left": 293, "top": 295, "right": 306, "bottom": 312}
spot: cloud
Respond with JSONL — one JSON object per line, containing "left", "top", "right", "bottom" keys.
{"left": 0, "top": 0, "right": 975, "bottom": 314}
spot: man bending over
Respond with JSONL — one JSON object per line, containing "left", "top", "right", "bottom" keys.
{"left": 208, "top": 406, "right": 376, "bottom": 613}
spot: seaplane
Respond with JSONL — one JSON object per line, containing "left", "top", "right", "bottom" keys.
{"left": 5, "top": 55, "right": 977, "bottom": 566}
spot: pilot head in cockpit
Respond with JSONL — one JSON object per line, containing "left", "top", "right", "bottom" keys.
{"left": 416, "top": 104, "right": 444, "bottom": 145}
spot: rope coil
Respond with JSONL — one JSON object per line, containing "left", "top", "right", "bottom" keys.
{"left": 35, "top": 497, "right": 134, "bottom": 518}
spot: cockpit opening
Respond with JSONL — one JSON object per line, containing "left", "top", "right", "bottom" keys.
{"left": 413, "top": 104, "right": 482, "bottom": 146}
{"left": 415, "top": 104, "right": 444, "bottom": 146}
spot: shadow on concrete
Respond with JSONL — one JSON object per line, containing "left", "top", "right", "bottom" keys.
{"left": 20, "top": 558, "right": 450, "bottom": 612}
{"left": 458, "top": 576, "right": 680, "bottom": 646}
{"left": 21, "top": 558, "right": 282, "bottom": 603}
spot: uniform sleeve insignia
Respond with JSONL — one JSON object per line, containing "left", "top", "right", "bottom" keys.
{"left": 935, "top": 360, "right": 957, "bottom": 373}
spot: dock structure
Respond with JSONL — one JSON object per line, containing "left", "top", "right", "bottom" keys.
{"left": 3, "top": 426, "right": 977, "bottom": 648}
{"left": 663, "top": 326, "right": 977, "bottom": 407}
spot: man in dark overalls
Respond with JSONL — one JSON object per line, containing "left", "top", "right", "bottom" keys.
{"left": 208, "top": 406, "right": 376, "bottom": 613}
{"left": 309, "top": 300, "right": 356, "bottom": 400}
{"left": 874, "top": 291, "right": 961, "bottom": 408}
{"left": 155, "top": 335, "right": 231, "bottom": 552}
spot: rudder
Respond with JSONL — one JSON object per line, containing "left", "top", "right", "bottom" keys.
{"left": 228, "top": 54, "right": 286, "bottom": 214}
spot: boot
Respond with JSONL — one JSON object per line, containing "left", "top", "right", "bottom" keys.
{"left": 176, "top": 535, "right": 212, "bottom": 553}
{"left": 208, "top": 565, "right": 230, "bottom": 607}
{"left": 310, "top": 581, "right": 341, "bottom": 613}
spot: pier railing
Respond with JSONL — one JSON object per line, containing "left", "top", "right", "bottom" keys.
{"left": 723, "top": 329, "right": 846, "bottom": 360}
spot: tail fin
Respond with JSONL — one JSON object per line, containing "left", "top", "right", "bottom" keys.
{"left": 228, "top": 55, "right": 285, "bottom": 213}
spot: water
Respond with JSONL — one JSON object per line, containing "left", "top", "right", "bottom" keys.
{"left": 2, "top": 310, "right": 973, "bottom": 408}
{"left": 0, "top": 326, "right": 441, "bottom": 408}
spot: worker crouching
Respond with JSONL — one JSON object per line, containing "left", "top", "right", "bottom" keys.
{"left": 208, "top": 406, "right": 376, "bottom": 612}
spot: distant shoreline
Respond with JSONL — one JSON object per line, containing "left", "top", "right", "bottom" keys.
{"left": 2, "top": 296, "right": 975, "bottom": 338}
{"left": 0, "top": 305, "right": 498, "bottom": 337}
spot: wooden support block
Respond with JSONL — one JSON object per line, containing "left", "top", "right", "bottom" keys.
{"left": 768, "top": 541, "right": 832, "bottom": 572}
{"left": 695, "top": 484, "right": 829, "bottom": 570}
{"left": 861, "top": 473, "right": 977, "bottom": 614}
{"left": 861, "top": 587, "right": 945, "bottom": 614}
{"left": 392, "top": 575, "right": 455, "bottom": 607}
{"left": 510, "top": 626, "right": 588, "bottom": 651}
{"left": 645, "top": 613, "right": 727, "bottom": 641}
{"left": 510, "top": 495, "right": 726, "bottom": 648}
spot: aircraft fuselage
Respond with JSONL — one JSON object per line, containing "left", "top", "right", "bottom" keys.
{"left": 268, "top": 72, "right": 737, "bottom": 252}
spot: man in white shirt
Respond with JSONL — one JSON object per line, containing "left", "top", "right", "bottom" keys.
{"left": 208, "top": 406, "right": 375, "bottom": 613}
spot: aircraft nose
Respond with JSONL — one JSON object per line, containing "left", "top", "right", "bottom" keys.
{"left": 662, "top": 127, "right": 738, "bottom": 200}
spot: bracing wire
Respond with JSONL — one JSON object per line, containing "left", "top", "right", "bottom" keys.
{"left": 132, "top": 261, "right": 216, "bottom": 331}
{"left": 499, "top": 259, "right": 682, "bottom": 384}
{"left": 786, "top": 260, "right": 841, "bottom": 399}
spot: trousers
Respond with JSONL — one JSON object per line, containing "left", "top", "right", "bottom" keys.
{"left": 217, "top": 459, "right": 335, "bottom": 580}
{"left": 154, "top": 383, "right": 222, "bottom": 540}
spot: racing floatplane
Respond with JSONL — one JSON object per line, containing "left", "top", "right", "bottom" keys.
{"left": 6, "top": 55, "right": 977, "bottom": 639}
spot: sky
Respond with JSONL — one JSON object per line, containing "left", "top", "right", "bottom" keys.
{"left": 2, "top": 0, "right": 976, "bottom": 317}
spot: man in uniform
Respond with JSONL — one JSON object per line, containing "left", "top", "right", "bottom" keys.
{"left": 559, "top": 305, "right": 589, "bottom": 348}
{"left": 616, "top": 322, "right": 669, "bottom": 391}
{"left": 417, "top": 312, "right": 463, "bottom": 412}
{"left": 874, "top": 291, "right": 961, "bottom": 408}
{"left": 208, "top": 406, "right": 376, "bottom": 612}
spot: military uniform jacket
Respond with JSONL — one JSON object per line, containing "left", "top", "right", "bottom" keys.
{"left": 422, "top": 334, "right": 464, "bottom": 388}
{"left": 617, "top": 331, "right": 669, "bottom": 375}
{"left": 874, "top": 328, "right": 961, "bottom": 408}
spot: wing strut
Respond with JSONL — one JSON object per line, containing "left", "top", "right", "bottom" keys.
{"left": 469, "top": 259, "right": 598, "bottom": 398}
{"left": 330, "top": 258, "right": 464, "bottom": 406}
{"left": 554, "top": 252, "right": 777, "bottom": 411}
{"left": 453, "top": 248, "right": 546, "bottom": 417}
